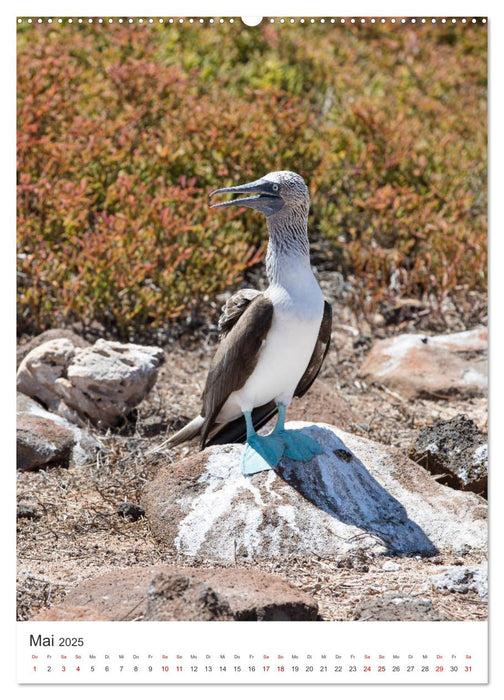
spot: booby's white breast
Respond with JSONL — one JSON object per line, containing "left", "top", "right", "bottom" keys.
{"left": 217, "top": 261, "right": 324, "bottom": 423}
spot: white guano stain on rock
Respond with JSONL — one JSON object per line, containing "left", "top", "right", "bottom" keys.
{"left": 157, "top": 423, "right": 488, "bottom": 564}
{"left": 174, "top": 451, "right": 270, "bottom": 557}
{"left": 372, "top": 335, "right": 420, "bottom": 377}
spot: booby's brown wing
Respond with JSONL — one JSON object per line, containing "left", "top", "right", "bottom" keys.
{"left": 294, "top": 300, "right": 332, "bottom": 398}
{"left": 200, "top": 294, "right": 274, "bottom": 447}
{"left": 217, "top": 288, "right": 262, "bottom": 338}
{"left": 207, "top": 300, "right": 332, "bottom": 446}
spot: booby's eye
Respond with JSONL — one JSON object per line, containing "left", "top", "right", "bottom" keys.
{"left": 272, "top": 184, "right": 279, "bottom": 193}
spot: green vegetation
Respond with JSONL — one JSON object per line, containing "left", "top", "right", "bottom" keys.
{"left": 17, "top": 20, "right": 487, "bottom": 339}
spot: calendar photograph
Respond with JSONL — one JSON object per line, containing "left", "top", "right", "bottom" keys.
{"left": 15, "top": 12, "right": 488, "bottom": 684}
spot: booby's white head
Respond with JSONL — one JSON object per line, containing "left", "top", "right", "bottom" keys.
{"left": 210, "top": 171, "right": 309, "bottom": 218}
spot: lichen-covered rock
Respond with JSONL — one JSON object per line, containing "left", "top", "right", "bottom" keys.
{"left": 408, "top": 414, "right": 487, "bottom": 497}
{"left": 142, "top": 422, "right": 487, "bottom": 564}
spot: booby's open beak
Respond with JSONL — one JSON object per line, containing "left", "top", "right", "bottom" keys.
{"left": 210, "top": 177, "right": 284, "bottom": 217}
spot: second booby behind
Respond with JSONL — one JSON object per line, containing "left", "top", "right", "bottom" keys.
{"left": 167, "top": 170, "right": 332, "bottom": 475}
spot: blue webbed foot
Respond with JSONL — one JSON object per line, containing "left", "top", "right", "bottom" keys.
{"left": 270, "top": 403, "right": 324, "bottom": 462}
{"left": 241, "top": 433, "right": 285, "bottom": 475}
{"left": 275, "top": 428, "right": 324, "bottom": 462}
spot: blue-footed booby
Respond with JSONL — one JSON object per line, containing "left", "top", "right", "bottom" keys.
{"left": 167, "top": 170, "right": 332, "bottom": 475}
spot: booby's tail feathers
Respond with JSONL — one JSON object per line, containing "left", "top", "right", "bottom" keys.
{"left": 166, "top": 415, "right": 205, "bottom": 447}
{"left": 144, "top": 415, "right": 204, "bottom": 455}
{"left": 147, "top": 402, "right": 278, "bottom": 456}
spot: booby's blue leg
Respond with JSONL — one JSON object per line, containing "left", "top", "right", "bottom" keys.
{"left": 241, "top": 411, "right": 284, "bottom": 476}
{"left": 272, "top": 403, "right": 325, "bottom": 461}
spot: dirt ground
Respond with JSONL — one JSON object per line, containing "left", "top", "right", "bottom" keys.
{"left": 16, "top": 281, "right": 488, "bottom": 622}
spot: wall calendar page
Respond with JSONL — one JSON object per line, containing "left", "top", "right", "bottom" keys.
{"left": 14, "top": 2, "right": 490, "bottom": 692}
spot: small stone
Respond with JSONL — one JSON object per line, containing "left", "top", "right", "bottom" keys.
{"left": 140, "top": 417, "right": 168, "bottom": 437}
{"left": 17, "top": 503, "right": 40, "bottom": 520}
{"left": 427, "top": 566, "right": 487, "bottom": 600}
{"left": 117, "top": 502, "right": 145, "bottom": 521}
{"left": 381, "top": 561, "right": 401, "bottom": 572}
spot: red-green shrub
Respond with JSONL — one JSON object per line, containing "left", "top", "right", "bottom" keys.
{"left": 17, "top": 21, "right": 487, "bottom": 338}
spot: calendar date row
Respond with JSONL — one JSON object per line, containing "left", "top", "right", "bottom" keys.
{"left": 32, "top": 663, "right": 473, "bottom": 674}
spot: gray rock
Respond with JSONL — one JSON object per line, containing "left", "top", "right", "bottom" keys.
{"left": 408, "top": 414, "right": 487, "bottom": 497}
{"left": 17, "top": 328, "right": 90, "bottom": 368}
{"left": 17, "top": 338, "right": 164, "bottom": 428}
{"left": 142, "top": 423, "right": 487, "bottom": 564}
{"left": 32, "top": 566, "right": 318, "bottom": 621}
{"left": 426, "top": 566, "right": 488, "bottom": 601}
{"left": 16, "top": 338, "right": 76, "bottom": 418}
{"left": 359, "top": 327, "right": 487, "bottom": 399}
{"left": 353, "top": 594, "right": 449, "bottom": 621}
